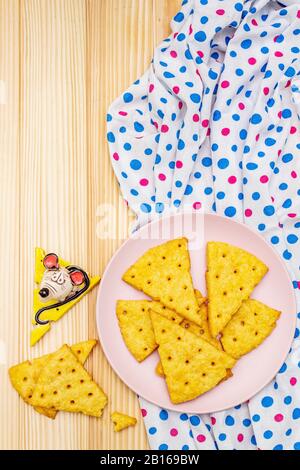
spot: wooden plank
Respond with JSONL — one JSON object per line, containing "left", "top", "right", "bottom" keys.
{"left": 19, "top": 0, "right": 88, "bottom": 450}
{"left": 0, "top": 0, "right": 20, "bottom": 451}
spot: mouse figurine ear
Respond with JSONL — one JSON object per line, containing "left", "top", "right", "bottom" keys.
{"left": 43, "top": 253, "right": 59, "bottom": 270}
{"left": 70, "top": 270, "right": 85, "bottom": 286}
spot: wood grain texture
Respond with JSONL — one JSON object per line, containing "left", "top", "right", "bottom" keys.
{"left": 0, "top": 0, "right": 180, "bottom": 450}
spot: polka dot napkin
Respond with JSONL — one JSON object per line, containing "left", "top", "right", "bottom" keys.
{"left": 107, "top": 0, "right": 300, "bottom": 450}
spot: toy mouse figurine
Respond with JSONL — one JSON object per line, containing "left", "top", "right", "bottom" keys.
{"left": 35, "top": 253, "right": 90, "bottom": 325}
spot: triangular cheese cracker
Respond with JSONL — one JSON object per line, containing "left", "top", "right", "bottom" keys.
{"left": 111, "top": 412, "right": 137, "bottom": 432}
{"left": 221, "top": 299, "right": 280, "bottom": 359}
{"left": 123, "top": 238, "right": 203, "bottom": 325}
{"left": 206, "top": 242, "right": 268, "bottom": 336}
{"left": 31, "top": 345, "right": 107, "bottom": 417}
{"left": 31, "top": 248, "right": 100, "bottom": 346}
{"left": 150, "top": 311, "right": 236, "bottom": 404}
{"left": 116, "top": 300, "right": 182, "bottom": 362}
{"left": 181, "top": 302, "right": 221, "bottom": 350}
{"left": 9, "top": 340, "right": 97, "bottom": 419}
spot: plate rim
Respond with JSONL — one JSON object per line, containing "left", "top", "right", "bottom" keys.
{"left": 96, "top": 211, "right": 297, "bottom": 413}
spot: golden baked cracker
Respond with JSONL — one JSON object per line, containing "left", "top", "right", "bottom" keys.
{"left": 111, "top": 412, "right": 137, "bottom": 432}
{"left": 150, "top": 311, "right": 236, "bottom": 404}
{"left": 151, "top": 301, "right": 183, "bottom": 324}
{"left": 122, "top": 238, "right": 204, "bottom": 325}
{"left": 206, "top": 242, "right": 268, "bottom": 337}
{"left": 116, "top": 300, "right": 158, "bottom": 362}
{"left": 221, "top": 299, "right": 281, "bottom": 359}
{"left": 155, "top": 361, "right": 165, "bottom": 377}
{"left": 9, "top": 340, "right": 97, "bottom": 419}
{"left": 30, "top": 345, "right": 107, "bottom": 417}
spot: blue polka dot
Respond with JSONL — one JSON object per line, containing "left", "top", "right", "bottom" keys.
{"left": 264, "top": 430, "right": 273, "bottom": 439}
{"left": 282, "top": 109, "right": 292, "bottom": 119}
{"left": 258, "top": 224, "right": 265, "bottom": 231}
{"left": 243, "top": 419, "right": 251, "bottom": 427}
{"left": 251, "top": 435, "right": 257, "bottom": 446}
{"left": 209, "top": 69, "right": 218, "bottom": 80}
{"left": 252, "top": 414, "right": 261, "bottom": 422}
{"left": 236, "top": 68, "right": 244, "bottom": 76}
{"left": 218, "top": 158, "right": 229, "bottom": 169}
{"left": 219, "top": 433, "right": 227, "bottom": 441}
{"left": 241, "top": 39, "right": 252, "bottom": 49}
{"left": 286, "top": 428, "right": 292, "bottom": 437}
{"left": 252, "top": 192, "right": 260, "bottom": 201}
{"left": 283, "top": 249, "right": 292, "bottom": 260}
{"left": 195, "top": 31, "right": 207, "bottom": 42}
{"left": 159, "top": 444, "right": 168, "bottom": 450}
{"left": 144, "top": 148, "right": 152, "bottom": 155}
{"left": 106, "top": 114, "right": 112, "bottom": 122}
{"left": 239, "top": 129, "right": 248, "bottom": 140}
{"left": 130, "top": 159, "right": 142, "bottom": 171}
{"left": 177, "top": 33, "right": 186, "bottom": 42}
{"left": 213, "top": 110, "right": 221, "bottom": 121}
{"left": 180, "top": 413, "right": 188, "bottom": 421}
{"left": 265, "top": 138, "right": 276, "bottom": 147}
{"left": 185, "top": 185, "right": 193, "bottom": 196}
{"left": 121, "top": 172, "right": 128, "bottom": 179}
{"left": 263, "top": 205, "right": 275, "bottom": 216}
{"left": 174, "top": 199, "right": 181, "bottom": 208}
{"left": 217, "top": 191, "right": 225, "bottom": 200}
{"left": 294, "top": 442, "right": 300, "bottom": 450}
{"left": 194, "top": 172, "right": 201, "bottom": 179}
{"left": 190, "top": 415, "right": 200, "bottom": 426}
{"left": 202, "top": 157, "right": 212, "bottom": 167}
{"left": 271, "top": 236, "right": 279, "bottom": 245}
{"left": 251, "top": 113, "right": 262, "bottom": 124}
{"left": 225, "top": 415, "right": 235, "bottom": 426}
{"left": 159, "top": 410, "right": 168, "bottom": 421}
{"left": 175, "top": 180, "right": 182, "bottom": 188}
{"left": 201, "top": 16, "right": 208, "bottom": 24}
{"left": 130, "top": 189, "right": 138, "bottom": 196}
{"left": 275, "top": 34, "right": 284, "bottom": 43}
{"left": 174, "top": 12, "right": 184, "bottom": 22}
{"left": 123, "top": 92, "right": 133, "bottom": 103}
{"left": 273, "top": 444, "right": 283, "bottom": 450}
{"left": 204, "top": 187, "right": 213, "bottom": 195}
{"left": 149, "top": 427, "right": 157, "bottom": 435}
{"left": 190, "top": 93, "right": 201, "bottom": 103}
{"left": 284, "top": 396, "right": 292, "bottom": 405}
{"left": 107, "top": 132, "right": 115, "bottom": 143}
{"left": 225, "top": 206, "right": 236, "bottom": 218}
{"left": 292, "top": 408, "right": 300, "bottom": 420}
{"left": 261, "top": 46, "right": 269, "bottom": 54}
{"left": 287, "top": 234, "right": 298, "bottom": 244}
{"left": 182, "top": 445, "right": 189, "bottom": 450}
{"left": 134, "top": 121, "right": 144, "bottom": 133}
{"left": 124, "top": 143, "right": 131, "bottom": 151}
{"left": 246, "top": 163, "right": 258, "bottom": 170}
{"left": 235, "top": 2, "right": 243, "bottom": 12}
{"left": 261, "top": 396, "right": 274, "bottom": 408}
{"left": 140, "top": 203, "right": 151, "bottom": 213}
{"left": 285, "top": 66, "right": 296, "bottom": 78}
{"left": 155, "top": 155, "right": 161, "bottom": 164}
{"left": 178, "top": 139, "right": 185, "bottom": 150}
{"left": 155, "top": 203, "right": 164, "bottom": 214}
{"left": 279, "top": 183, "right": 288, "bottom": 190}
{"left": 282, "top": 153, "right": 293, "bottom": 163}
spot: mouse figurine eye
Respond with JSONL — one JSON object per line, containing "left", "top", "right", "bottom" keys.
{"left": 43, "top": 253, "right": 59, "bottom": 270}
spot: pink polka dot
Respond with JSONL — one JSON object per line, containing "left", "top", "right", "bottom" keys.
{"left": 153, "top": 121, "right": 158, "bottom": 129}
{"left": 238, "top": 102, "right": 245, "bottom": 110}
{"left": 291, "top": 171, "right": 297, "bottom": 179}
{"left": 221, "top": 128, "right": 230, "bottom": 136}
{"left": 255, "top": 133, "right": 260, "bottom": 142}
{"left": 141, "top": 408, "right": 147, "bottom": 417}
{"left": 193, "top": 114, "right": 200, "bottom": 122}
{"left": 149, "top": 84, "right": 154, "bottom": 93}
{"left": 179, "top": 101, "right": 183, "bottom": 110}
{"left": 176, "top": 161, "right": 183, "bottom": 169}
{"left": 170, "top": 428, "right": 178, "bottom": 437}
{"left": 170, "top": 50, "right": 177, "bottom": 58}
{"left": 197, "top": 434, "right": 206, "bottom": 443}
{"left": 245, "top": 209, "right": 252, "bottom": 217}
{"left": 161, "top": 124, "right": 169, "bottom": 133}
{"left": 189, "top": 24, "right": 193, "bottom": 35}
{"left": 221, "top": 80, "right": 230, "bottom": 88}
{"left": 274, "top": 51, "right": 283, "bottom": 57}
{"left": 285, "top": 80, "right": 291, "bottom": 89}
{"left": 228, "top": 176, "right": 237, "bottom": 184}
{"left": 237, "top": 434, "right": 244, "bottom": 443}
{"left": 288, "top": 213, "right": 297, "bottom": 218}
{"left": 290, "top": 126, "right": 297, "bottom": 134}
{"left": 202, "top": 119, "right": 209, "bottom": 128}
{"left": 260, "top": 175, "right": 269, "bottom": 184}
{"left": 290, "top": 377, "right": 297, "bottom": 386}
{"left": 216, "top": 9, "right": 225, "bottom": 15}
{"left": 119, "top": 111, "right": 128, "bottom": 116}
{"left": 113, "top": 152, "right": 119, "bottom": 161}
{"left": 158, "top": 173, "right": 166, "bottom": 181}
{"left": 193, "top": 202, "right": 202, "bottom": 210}
{"left": 248, "top": 57, "right": 256, "bottom": 65}
{"left": 140, "top": 178, "right": 149, "bottom": 187}
{"left": 211, "top": 417, "right": 216, "bottom": 425}
{"left": 297, "top": 10, "right": 300, "bottom": 18}
{"left": 263, "top": 87, "right": 269, "bottom": 95}
{"left": 251, "top": 19, "right": 258, "bottom": 26}
{"left": 173, "top": 86, "right": 180, "bottom": 95}
{"left": 274, "top": 414, "right": 284, "bottom": 422}
{"left": 197, "top": 50, "right": 204, "bottom": 58}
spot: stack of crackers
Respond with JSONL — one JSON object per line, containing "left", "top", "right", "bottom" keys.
{"left": 117, "top": 238, "right": 281, "bottom": 404}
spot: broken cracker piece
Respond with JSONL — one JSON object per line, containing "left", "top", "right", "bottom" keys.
{"left": 111, "top": 411, "right": 137, "bottom": 432}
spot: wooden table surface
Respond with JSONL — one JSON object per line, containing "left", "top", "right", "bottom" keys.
{"left": 0, "top": 0, "right": 181, "bottom": 450}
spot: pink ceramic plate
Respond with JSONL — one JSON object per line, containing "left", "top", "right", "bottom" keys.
{"left": 96, "top": 212, "right": 296, "bottom": 413}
